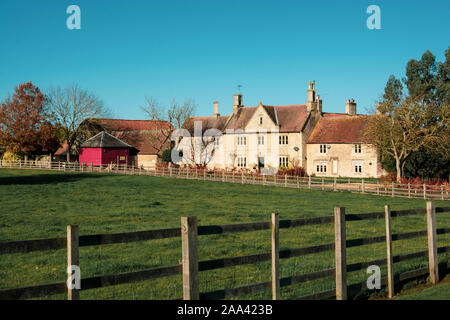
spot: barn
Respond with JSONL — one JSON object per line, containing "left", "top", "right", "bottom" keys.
{"left": 78, "top": 131, "right": 137, "bottom": 166}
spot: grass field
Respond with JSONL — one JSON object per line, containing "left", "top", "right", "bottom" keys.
{"left": 0, "top": 168, "right": 449, "bottom": 300}
{"left": 393, "top": 275, "right": 450, "bottom": 300}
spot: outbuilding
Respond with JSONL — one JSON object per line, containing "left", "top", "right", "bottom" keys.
{"left": 78, "top": 131, "right": 137, "bottom": 166}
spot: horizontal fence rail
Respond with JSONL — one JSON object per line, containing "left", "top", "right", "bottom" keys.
{"left": 1, "top": 159, "right": 449, "bottom": 200}
{"left": 0, "top": 203, "right": 448, "bottom": 300}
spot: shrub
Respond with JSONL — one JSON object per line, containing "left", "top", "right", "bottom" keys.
{"left": 161, "top": 149, "right": 172, "bottom": 163}
{"left": 1, "top": 151, "right": 23, "bottom": 161}
{"left": 277, "top": 166, "right": 306, "bottom": 177}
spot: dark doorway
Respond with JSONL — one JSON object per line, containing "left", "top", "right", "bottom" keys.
{"left": 258, "top": 157, "right": 265, "bottom": 170}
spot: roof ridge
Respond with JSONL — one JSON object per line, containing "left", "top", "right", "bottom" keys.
{"left": 97, "top": 118, "right": 169, "bottom": 122}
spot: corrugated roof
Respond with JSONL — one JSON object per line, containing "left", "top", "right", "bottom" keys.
{"left": 80, "top": 131, "right": 132, "bottom": 148}
{"left": 308, "top": 113, "right": 374, "bottom": 144}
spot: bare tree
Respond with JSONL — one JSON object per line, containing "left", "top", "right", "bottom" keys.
{"left": 140, "top": 97, "right": 196, "bottom": 156}
{"left": 365, "top": 96, "right": 449, "bottom": 182}
{"left": 47, "top": 85, "right": 110, "bottom": 161}
{"left": 176, "top": 118, "right": 220, "bottom": 167}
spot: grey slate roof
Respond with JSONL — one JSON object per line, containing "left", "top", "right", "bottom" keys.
{"left": 80, "top": 131, "right": 132, "bottom": 148}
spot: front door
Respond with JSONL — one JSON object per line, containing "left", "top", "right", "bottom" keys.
{"left": 258, "top": 157, "right": 265, "bottom": 170}
{"left": 333, "top": 159, "right": 338, "bottom": 175}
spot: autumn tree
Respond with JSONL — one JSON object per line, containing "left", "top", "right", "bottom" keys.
{"left": 140, "top": 97, "right": 195, "bottom": 157}
{"left": 0, "top": 82, "right": 59, "bottom": 159}
{"left": 46, "top": 85, "right": 109, "bottom": 161}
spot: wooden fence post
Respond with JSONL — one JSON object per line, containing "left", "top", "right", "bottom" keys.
{"left": 271, "top": 213, "right": 280, "bottom": 300}
{"left": 181, "top": 216, "right": 199, "bottom": 300}
{"left": 322, "top": 177, "right": 324, "bottom": 190}
{"left": 333, "top": 177, "right": 336, "bottom": 191}
{"left": 334, "top": 207, "right": 347, "bottom": 300}
{"left": 408, "top": 183, "right": 411, "bottom": 198}
{"left": 423, "top": 184, "right": 426, "bottom": 199}
{"left": 362, "top": 179, "right": 365, "bottom": 194}
{"left": 67, "top": 225, "right": 80, "bottom": 300}
{"left": 308, "top": 175, "right": 311, "bottom": 189}
{"left": 285, "top": 174, "right": 287, "bottom": 187}
{"left": 426, "top": 202, "right": 439, "bottom": 285}
{"left": 297, "top": 176, "right": 299, "bottom": 188}
{"left": 242, "top": 172, "right": 244, "bottom": 184}
{"left": 385, "top": 205, "right": 394, "bottom": 299}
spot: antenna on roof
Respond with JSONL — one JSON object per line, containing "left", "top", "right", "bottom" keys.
{"left": 237, "top": 84, "right": 242, "bottom": 93}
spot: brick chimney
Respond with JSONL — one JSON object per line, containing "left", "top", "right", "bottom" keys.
{"left": 213, "top": 101, "right": 220, "bottom": 117}
{"left": 345, "top": 99, "right": 357, "bottom": 116}
{"left": 233, "top": 94, "right": 243, "bottom": 112}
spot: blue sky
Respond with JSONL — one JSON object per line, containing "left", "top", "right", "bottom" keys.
{"left": 0, "top": 0, "right": 449, "bottom": 119}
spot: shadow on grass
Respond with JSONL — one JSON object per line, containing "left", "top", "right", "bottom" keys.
{"left": 0, "top": 173, "right": 106, "bottom": 185}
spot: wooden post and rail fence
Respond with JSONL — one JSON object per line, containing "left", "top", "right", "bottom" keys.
{"left": 0, "top": 202, "right": 448, "bottom": 300}
{"left": 0, "top": 160, "right": 449, "bottom": 200}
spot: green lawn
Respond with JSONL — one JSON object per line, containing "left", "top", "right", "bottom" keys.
{"left": 0, "top": 169, "right": 448, "bottom": 300}
{"left": 394, "top": 278, "right": 450, "bottom": 300}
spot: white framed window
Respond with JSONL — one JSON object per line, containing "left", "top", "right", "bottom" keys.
{"left": 279, "top": 135, "right": 288, "bottom": 145}
{"left": 258, "top": 135, "right": 265, "bottom": 145}
{"left": 259, "top": 116, "right": 263, "bottom": 125}
{"left": 315, "top": 161, "right": 328, "bottom": 174}
{"left": 354, "top": 144, "right": 362, "bottom": 153}
{"left": 279, "top": 156, "right": 288, "bottom": 167}
{"left": 352, "top": 160, "right": 363, "bottom": 174}
{"left": 319, "top": 144, "right": 327, "bottom": 154}
{"left": 237, "top": 136, "right": 246, "bottom": 145}
{"left": 214, "top": 136, "right": 220, "bottom": 146}
{"left": 237, "top": 157, "right": 247, "bottom": 167}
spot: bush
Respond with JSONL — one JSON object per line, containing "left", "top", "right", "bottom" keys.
{"left": 1, "top": 151, "right": 23, "bottom": 161}
{"left": 277, "top": 166, "right": 306, "bottom": 177}
{"left": 161, "top": 149, "right": 172, "bottom": 163}
{"left": 380, "top": 174, "right": 448, "bottom": 189}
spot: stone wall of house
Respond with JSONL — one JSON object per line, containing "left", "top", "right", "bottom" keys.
{"left": 137, "top": 154, "right": 158, "bottom": 170}
{"left": 306, "top": 143, "right": 380, "bottom": 178}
